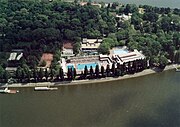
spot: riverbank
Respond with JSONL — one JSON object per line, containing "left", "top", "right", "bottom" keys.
{"left": 1, "top": 64, "right": 179, "bottom": 88}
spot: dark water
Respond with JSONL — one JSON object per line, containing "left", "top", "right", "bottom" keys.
{"left": 95, "top": 0, "right": 180, "bottom": 8}
{"left": 0, "top": 70, "right": 179, "bottom": 127}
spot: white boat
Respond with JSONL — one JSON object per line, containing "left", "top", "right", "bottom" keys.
{"left": 0, "top": 88, "right": 19, "bottom": 94}
{"left": 173, "top": 65, "right": 180, "bottom": 72}
{"left": 34, "top": 86, "right": 58, "bottom": 91}
{"left": 176, "top": 69, "right": 180, "bottom": 72}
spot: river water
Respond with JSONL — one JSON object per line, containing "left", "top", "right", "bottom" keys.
{"left": 96, "top": 0, "right": 180, "bottom": 8}
{"left": 0, "top": 70, "right": 179, "bottom": 127}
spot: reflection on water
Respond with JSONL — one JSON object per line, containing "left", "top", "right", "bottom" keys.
{"left": 0, "top": 70, "right": 179, "bottom": 127}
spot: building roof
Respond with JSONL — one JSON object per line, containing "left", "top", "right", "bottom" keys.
{"left": 81, "top": 38, "right": 102, "bottom": 50}
{"left": 8, "top": 52, "right": 23, "bottom": 61}
{"left": 63, "top": 40, "right": 74, "bottom": 49}
{"left": 40, "top": 53, "right": 53, "bottom": 68}
{"left": 81, "top": 43, "right": 101, "bottom": 49}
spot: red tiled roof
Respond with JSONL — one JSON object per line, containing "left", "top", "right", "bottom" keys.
{"left": 63, "top": 40, "right": 74, "bottom": 49}
{"left": 40, "top": 53, "right": 53, "bottom": 67}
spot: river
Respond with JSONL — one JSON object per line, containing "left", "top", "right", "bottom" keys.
{"left": 95, "top": 0, "right": 180, "bottom": 8}
{"left": 0, "top": 70, "right": 179, "bottom": 127}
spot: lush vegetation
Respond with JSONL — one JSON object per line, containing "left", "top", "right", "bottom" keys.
{"left": 0, "top": 0, "right": 180, "bottom": 83}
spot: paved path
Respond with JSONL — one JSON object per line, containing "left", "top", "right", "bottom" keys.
{"left": 1, "top": 64, "right": 179, "bottom": 88}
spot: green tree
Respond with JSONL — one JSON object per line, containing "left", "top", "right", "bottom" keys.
{"left": 84, "top": 65, "right": 88, "bottom": 79}
{"left": 106, "top": 64, "right": 110, "bottom": 77}
{"left": 174, "top": 50, "right": 180, "bottom": 63}
{"left": 0, "top": 65, "right": 4, "bottom": 82}
{"left": 50, "top": 68, "right": 55, "bottom": 81}
{"left": 45, "top": 68, "right": 49, "bottom": 81}
{"left": 16, "top": 66, "right": 22, "bottom": 82}
{"left": 159, "top": 55, "right": 168, "bottom": 69}
{"left": 100, "top": 66, "right": 105, "bottom": 77}
{"left": 95, "top": 65, "right": 99, "bottom": 78}
{"left": 124, "top": 4, "right": 138, "bottom": 14}
{"left": 33, "top": 68, "right": 38, "bottom": 82}
{"left": 38, "top": 68, "right": 44, "bottom": 81}
{"left": 3, "top": 70, "right": 10, "bottom": 83}
{"left": 111, "top": 62, "right": 115, "bottom": 76}
{"left": 90, "top": 66, "right": 94, "bottom": 79}
{"left": 59, "top": 67, "right": 64, "bottom": 81}
{"left": 73, "top": 68, "right": 76, "bottom": 80}
{"left": 73, "top": 42, "right": 80, "bottom": 55}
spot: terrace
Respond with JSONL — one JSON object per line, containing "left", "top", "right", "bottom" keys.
{"left": 81, "top": 38, "right": 102, "bottom": 53}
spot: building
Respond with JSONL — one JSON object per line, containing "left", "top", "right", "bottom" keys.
{"left": 116, "top": 13, "right": 132, "bottom": 22}
{"left": 138, "top": 8, "right": 145, "bottom": 14}
{"left": 61, "top": 41, "right": 74, "bottom": 57}
{"left": 60, "top": 47, "right": 146, "bottom": 75}
{"left": 80, "top": 2, "right": 102, "bottom": 8}
{"left": 81, "top": 38, "right": 102, "bottom": 53}
{"left": 40, "top": 53, "right": 53, "bottom": 68}
{"left": 112, "top": 49, "right": 146, "bottom": 64}
{"left": 6, "top": 49, "right": 24, "bottom": 72}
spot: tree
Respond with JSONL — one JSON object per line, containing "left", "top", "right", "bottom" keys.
{"left": 143, "top": 12, "right": 158, "bottom": 22}
{"left": 124, "top": 4, "right": 138, "bottom": 14}
{"left": 73, "top": 68, "right": 76, "bottom": 80}
{"left": 159, "top": 55, "right": 168, "bottom": 69}
{"left": 111, "top": 62, "right": 115, "bottom": 76}
{"left": 95, "top": 65, "right": 99, "bottom": 78}
{"left": 39, "top": 60, "right": 46, "bottom": 67}
{"left": 90, "top": 66, "right": 94, "bottom": 79}
{"left": 20, "top": 69, "right": 25, "bottom": 82}
{"left": 84, "top": 66, "right": 88, "bottom": 79}
{"left": 98, "top": 43, "right": 110, "bottom": 54}
{"left": 67, "top": 68, "right": 71, "bottom": 80}
{"left": 50, "top": 68, "right": 55, "bottom": 81}
{"left": 100, "top": 66, "right": 105, "bottom": 77}
{"left": 16, "top": 66, "right": 22, "bottom": 82}
{"left": 0, "top": 65, "right": 4, "bottom": 82}
{"left": 106, "top": 64, "right": 110, "bottom": 77}
{"left": 45, "top": 68, "right": 49, "bottom": 81}
{"left": 174, "top": 50, "right": 180, "bottom": 63}
{"left": 59, "top": 67, "right": 64, "bottom": 81}
{"left": 33, "top": 68, "right": 38, "bottom": 82}
{"left": 73, "top": 42, "right": 80, "bottom": 55}
{"left": 22, "top": 64, "right": 30, "bottom": 82}
{"left": 98, "top": 38, "right": 114, "bottom": 54}
{"left": 111, "top": 2, "right": 119, "bottom": 9}
{"left": 3, "top": 70, "right": 10, "bottom": 83}
{"left": 38, "top": 68, "right": 44, "bottom": 81}
{"left": 116, "top": 63, "right": 121, "bottom": 76}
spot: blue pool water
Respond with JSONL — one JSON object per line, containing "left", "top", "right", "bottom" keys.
{"left": 67, "top": 64, "right": 74, "bottom": 69}
{"left": 77, "top": 62, "right": 98, "bottom": 70}
{"left": 113, "top": 49, "right": 128, "bottom": 54}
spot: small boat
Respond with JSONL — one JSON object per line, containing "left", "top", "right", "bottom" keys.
{"left": 34, "top": 86, "right": 58, "bottom": 91}
{"left": 0, "top": 88, "right": 19, "bottom": 94}
{"left": 176, "top": 69, "right": 180, "bottom": 72}
{"left": 173, "top": 65, "right": 180, "bottom": 72}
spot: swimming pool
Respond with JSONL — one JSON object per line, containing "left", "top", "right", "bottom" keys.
{"left": 67, "top": 64, "right": 74, "bottom": 69}
{"left": 77, "top": 62, "right": 98, "bottom": 70}
{"left": 113, "top": 49, "right": 129, "bottom": 54}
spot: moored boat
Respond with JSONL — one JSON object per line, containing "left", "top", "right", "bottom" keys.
{"left": 34, "top": 86, "right": 58, "bottom": 91}
{"left": 0, "top": 88, "right": 19, "bottom": 94}
{"left": 176, "top": 69, "right": 180, "bottom": 72}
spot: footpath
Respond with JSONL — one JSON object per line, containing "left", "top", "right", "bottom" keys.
{"left": 1, "top": 64, "right": 179, "bottom": 88}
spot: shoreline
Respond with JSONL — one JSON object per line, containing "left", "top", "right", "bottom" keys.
{"left": 1, "top": 64, "right": 179, "bottom": 88}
